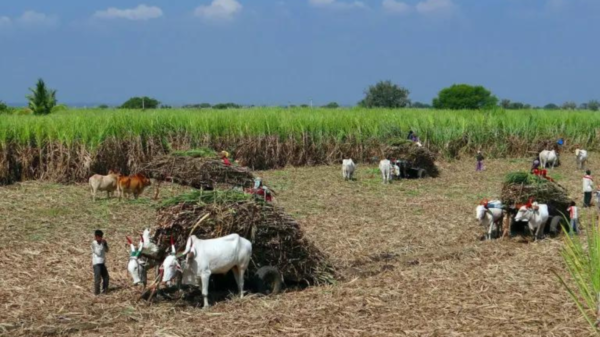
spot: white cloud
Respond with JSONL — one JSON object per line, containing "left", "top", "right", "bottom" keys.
{"left": 309, "top": 0, "right": 367, "bottom": 10}
{"left": 194, "top": 0, "right": 243, "bottom": 21}
{"left": 93, "top": 5, "right": 163, "bottom": 21}
{"left": 382, "top": 0, "right": 411, "bottom": 14}
{"left": 16, "top": 11, "right": 59, "bottom": 26}
{"left": 0, "top": 16, "right": 11, "bottom": 27}
{"left": 415, "top": 0, "right": 456, "bottom": 15}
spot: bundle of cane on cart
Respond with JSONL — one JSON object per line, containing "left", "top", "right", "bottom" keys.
{"left": 500, "top": 171, "right": 572, "bottom": 237}
{"left": 136, "top": 190, "right": 335, "bottom": 302}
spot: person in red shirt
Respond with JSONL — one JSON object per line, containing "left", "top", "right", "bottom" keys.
{"left": 567, "top": 201, "right": 579, "bottom": 235}
{"left": 220, "top": 151, "right": 231, "bottom": 166}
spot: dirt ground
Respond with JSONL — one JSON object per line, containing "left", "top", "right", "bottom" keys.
{"left": 0, "top": 155, "right": 597, "bottom": 337}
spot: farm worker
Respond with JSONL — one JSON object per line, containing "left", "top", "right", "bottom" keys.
{"left": 407, "top": 130, "right": 414, "bottom": 141}
{"left": 567, "top": 201, "right": 579, "bottom": 235}
{"left": 557, "top": 138, "right": 564, "bottom": 151}
{"left": 530, "top": 159, "right": 540, "bottom": 173}
{"left": 476, "top": 150, "right": 484, "bottom": 172}
{"left": 583, "top": 170, "right": 594, "bottom": 208}
{"left": 221, "top": 151, "right": 231, "bottom": 166}
{"left": 92, "top": 229, "right": 110, "bottom": 295}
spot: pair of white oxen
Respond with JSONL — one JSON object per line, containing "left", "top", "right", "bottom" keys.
{"left": 539, "top": 148, "right": 588, "bottom": 170}
{"left": 476, "top": 202, "right": 550, "bottom": 241}
{"left": 127, "top": 229, "right": 252, "bottom": 308}
{"left": 341, "top": 159, "right": 403, "bottom": 184}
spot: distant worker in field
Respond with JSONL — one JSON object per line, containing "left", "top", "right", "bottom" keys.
{"left": 407, "top": 130, "right": 414, "bottom": 141}
{"left": 583, "top": 170, "right": 594, "bottom": 208}
{"left": 220, "top": 151, "right": 231, "bottom": 167}
{"left": 476, "top": 150, "right": 485, "bottom": 172}
{"left": 531, "top": 158, "right": 540, "bottom": 173}
{"left": 567, "top": 201, "right": 579, "bottom": 235}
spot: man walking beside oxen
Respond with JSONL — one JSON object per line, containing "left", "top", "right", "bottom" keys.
{"left": 583, "top": 170, "right": 594, "bottom": 208}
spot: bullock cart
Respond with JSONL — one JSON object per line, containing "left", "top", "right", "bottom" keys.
{"left": 140, "top": 190, "right": 334, "bottom": 301}
{"left": 385, "top": 140, "right": 440, "bottom": 178}
{"left": 501, "top": 172, "right": 572, "bottom": 238}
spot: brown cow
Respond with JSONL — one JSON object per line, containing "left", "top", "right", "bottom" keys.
{"left": 118, "top": 173, "right": 152, "bottom": 201}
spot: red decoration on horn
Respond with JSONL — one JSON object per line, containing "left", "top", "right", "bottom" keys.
{"left": 126, "top": 236, "right": 132, "bottom": 245}
{"left": 170, "top": 236, "right": 174, "bottom": 246}
{"left": 140, "top": 234, "right": 144, "bottom": 243}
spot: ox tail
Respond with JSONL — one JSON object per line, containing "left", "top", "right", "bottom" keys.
{"left": 180, "top": 236, "right": 194, "bottom": 256}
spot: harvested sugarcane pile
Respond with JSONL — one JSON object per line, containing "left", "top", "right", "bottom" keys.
{"left": 152, "top": 190, "right": 335, "bottom": 286}
{"left": 140, "top": 154, "right": 255, "bottom": 190}
{"left": 385, "top": 140, "right": 440, "bottom": 177}
{"left": 501, "top": 172, "right": 572, "bottom": 214}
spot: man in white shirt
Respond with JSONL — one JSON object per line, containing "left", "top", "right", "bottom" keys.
{"left": 92, "top": 229, "right": 110, "bottom": 295}
{"left": 583, "top": 170, "right": 594, "bottom": 208}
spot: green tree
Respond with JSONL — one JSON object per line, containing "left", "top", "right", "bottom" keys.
{"left": 98, "top": 104, "right": 109, "bottom": 109}
{"left": 0, "top": 100, "right": 9, "bottom": 114}
{"left": 587, "top": 100, "right": 599, "bottom": 111}
{"left": 561, "top": 101, "right": 577, "bottom": 110}
{"left": 509, "top": 102, "right": 525, "bottom": 109}
{"left": 359, "top": 80, "right": 410, "bottom": 108}
{"left": 432, "top": 84, "right": 498, "bottom": 110}
{"left": 120, "top": 96, "right": 161, "bottom": 109}
{"left": 213, "top": 103, "right": 241, "bottom": 110}
{"left": 544, "top": 103, "right": 559, "bottom": 110}
{"left": 26, "top": 79, "right": 57, "bottom": 115}
{"left": 500, "top": 99, "right": 511, "bottom": 109}
{"left": 322, "top": 102, "right": 339, "bottom": 109}
{"left": 412, "top": 101, "right": 431, "bottom": 109}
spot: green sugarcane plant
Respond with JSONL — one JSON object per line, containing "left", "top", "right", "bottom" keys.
{"left": 555, "top": 214, "right": 600, "bottom": 334}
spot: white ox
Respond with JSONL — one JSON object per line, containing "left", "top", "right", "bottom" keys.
{"left": 576, "top": 149, "right": 588, "bottom": 170}
{"left": 342, "top": 159, "right": 356, "bottom": 181}
{"left": 127, "top": 236, "right": 145, "bottom": 286}
{"left": 379, "top": 159, "right": 392, "bottom": 184}
{"left": 514, "top": 203, "right": 549, "bottom": 240}
{"left": 539, "top": 150, "right": 558, "bottom": 169}
{"left": 127, "top": 229, "right": 161, "bottom": 287}
{"left": 475, "top": 205, "right": 504, "bottom": 240}
{"left": 161, "top": 234, "right": 252, "bottom": 308}
{"left": 89, "top": 170, "right": 119, "bottom": 202}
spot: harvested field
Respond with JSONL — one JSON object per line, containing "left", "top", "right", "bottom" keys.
{"left": 0, "top": 155, "right": 596, "bottom": 336}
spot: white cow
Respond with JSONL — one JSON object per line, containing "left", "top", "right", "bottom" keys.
{"left": 539, "top": 150, "right": 558, "bottom": 169}
{"left": 342, "top": 159, "right": 356, "bottom": 181}
{"left": 127, "top": 237, "right": 145, "bottom": 286}
{"left": 139, "top": 228, "right": 160, "bottom": 257}
{"left": 161, "top": 234, "right": 252, "bottom": 308}
{"left": 89, "top": 170, "right": 119, "bottom": 202}
{"left": 379, "top": 159, "right": 392, "bottom": 184}
{"left": 576, "top": 149, "right": 588, "bottom": 170}
{"left": 514, "top": 203, "right": 549, "bottom": 240}
{"left": 475, "top": 205, "right": 504, "bottom": 240}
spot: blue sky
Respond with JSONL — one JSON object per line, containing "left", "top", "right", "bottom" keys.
{"left": 0, "top": 0, "right": 599, "bottom": 106}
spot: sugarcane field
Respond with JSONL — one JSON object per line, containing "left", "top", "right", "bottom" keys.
{"left": 3, "top": 2, "right": 600, "bottom": 336}
{"left": 0, "top": 140, "right": 597, "bottom": 336}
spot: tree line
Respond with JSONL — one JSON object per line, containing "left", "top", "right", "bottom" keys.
{"left": 1, "top": 78, "right": 599, "bottom": 115}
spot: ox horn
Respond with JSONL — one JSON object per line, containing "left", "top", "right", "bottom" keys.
{"left": 170, "top": 236, "right": 176, "bottom": 255}
{"left": 127, "top": 236, "right": 135, "bottom": 253}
